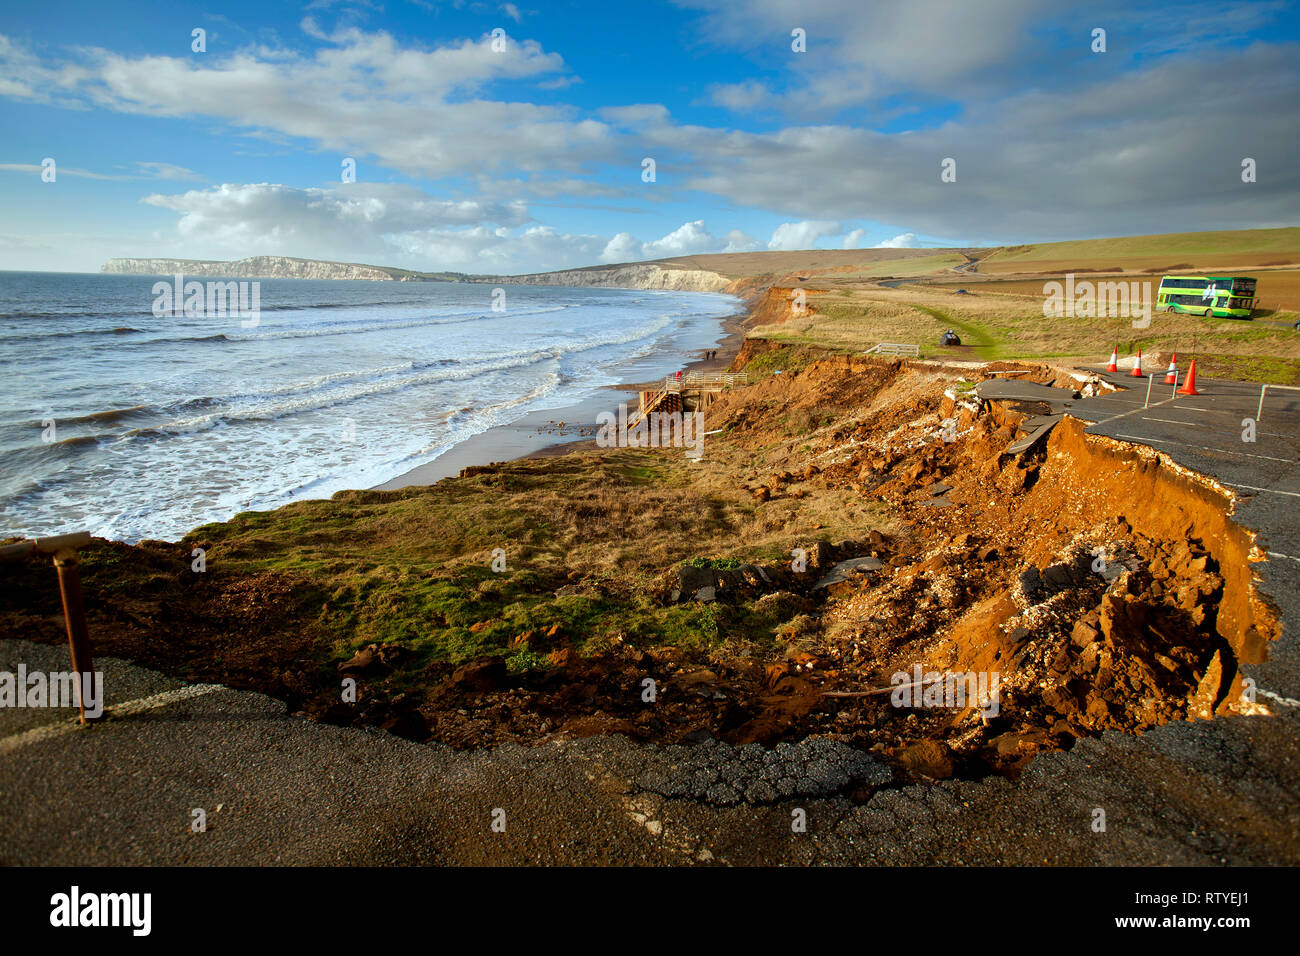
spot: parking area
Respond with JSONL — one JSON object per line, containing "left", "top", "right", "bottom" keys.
{"left": 1070, "top": 366, "right": 1300, "bottom": 701}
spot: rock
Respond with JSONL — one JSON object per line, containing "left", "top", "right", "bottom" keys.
{"left": 811, "top": 541, "right": 836, "bottom": 569}
{"left": 897, "top": 740, "right": 955, "bottom": 779}
{"left": 678, "top": 565, "right": 714, "bottom": 594}
{"left": 548, "top": 647, "right": 577, "bottom": 669}
{"left": 1099, "top": 592, "right": 1146, "bottom": 644}
{"left": 376, "top": 644, "right": 412, "bottom": 666}
{"left": 694, "top": 586, "right": 717, "bottom": 602}
{"left": 763, "top": 662, "right": 792, "bottom": 689}
{"left": 1071, "top": 620, "right": 1100, "bottom": 648}
{"left": 1189, "top": 650, "right": 1226, "bottom": 719}
{"left": 1019, "top": 566, "right": 1045, "bottom": 604}
{"left": 811, "top": 555, "right": 885, "bottom": 591}
{"left": 753, "top": 486, "right": 771, "bottom": 502}
{"left": 338, "top": 644, "right": 382, "bottom": 674}
{"left": 451, "top": 657, "right": 507, "bottom": 691}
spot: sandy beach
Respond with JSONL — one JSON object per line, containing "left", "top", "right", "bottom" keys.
{"left": 373, "top": 310, "right": 749, "bottom": 489}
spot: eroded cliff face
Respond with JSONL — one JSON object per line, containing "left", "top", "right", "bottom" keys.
{"left": 101, "top": 257, "right": 403, "bottom": 281}
{"left": 498, "top": 263, "right": 731, "bottom": 293}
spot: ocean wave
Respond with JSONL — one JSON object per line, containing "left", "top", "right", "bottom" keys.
{"left": 0, "top": 302, "right": 573, "bottom": 347}
{"left": 0, "top": 283, "right": 738, "bottom": 542}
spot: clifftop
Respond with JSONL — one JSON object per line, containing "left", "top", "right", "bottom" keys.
{"left": 100, "top": 255, "right": 737, "bottom": 293}
{"left": 490, "top": 262, "right": 732, "bottom": 293}
{"left": 100, "top": 256, "right": 466, "bottom": 282}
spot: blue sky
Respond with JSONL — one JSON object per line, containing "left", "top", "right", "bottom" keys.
{"left": 1, "top": 0, "right": 1297, "bottom": 273}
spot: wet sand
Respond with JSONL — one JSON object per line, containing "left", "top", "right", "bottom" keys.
{"left": 374, "top": 311, "right": 748, "bottom": 490}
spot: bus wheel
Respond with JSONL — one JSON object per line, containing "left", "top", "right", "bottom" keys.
{"left": 1164, "top": 305, "right": 1175, "bottom": 313}
{"left": 1204, "top": 308, "right": 1213, "bottom": 317}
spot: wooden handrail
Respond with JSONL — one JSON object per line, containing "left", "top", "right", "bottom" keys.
{"left": 0, "top": 531, "right": 92, "bottom": 562}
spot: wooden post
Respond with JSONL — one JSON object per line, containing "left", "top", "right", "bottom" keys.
{"left": 52, "top": 548, "right": 97, "bottom": 723}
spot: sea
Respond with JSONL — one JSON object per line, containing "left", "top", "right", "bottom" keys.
{"left": 0, "top": 272, "right": 740, "bottom": 543}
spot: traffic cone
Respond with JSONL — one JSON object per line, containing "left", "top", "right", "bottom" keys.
{"left": 1177, "top": 359, "right": 1200, "bottom": 395}
{"left": 1106, "top": 346, "right": 1118, "bottom": 373}
{"left": 1129, "top": 348, "right": 1144, "bottom": 377}
{"left": 1163, "top": 353, "right": 1178, "bottom": 385}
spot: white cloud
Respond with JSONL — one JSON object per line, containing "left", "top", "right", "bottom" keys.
{"left": 842, "top": 228, "right": 866, "bottom": 249}
{"left": 5, "top": 26, "right": 597, "bottom": 183}
{"left": 768, "top": 220, "right": 841, "bottom": 251}
{"left": 722, "top": 229, "right": 761, "bottom": 252}
{"left": 708, "top": 80, "right": 772, "bottom": 112}
{"left": 134, "top": 184, "right": 757, "bottom": 274}
{"left": 139, "top": 182, "right": 533, "bottom": 264}
{"left": 875, "top": 232, "right": 917, "bottom": 248}
{"left": 0, "top": 163, "right": 130, "bottom": 180}
{"left": 134, "top": 161, "right": 202, "bottom": 181}
{"left": 599, "top": 220, "right": 740, "bottom": 263}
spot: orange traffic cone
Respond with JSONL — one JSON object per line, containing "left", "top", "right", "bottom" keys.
{"left": 1163, "top": 353, "right": 1178, "bottom": 385}
{"left": 1106, "top": 346, "right": 1118, "bottom": 372}
{"left": 1177, "top": 359, "right": 1200, "bottom": 395}
{"left": 1129, "top": 348, "right": 1144, "bottom": 377}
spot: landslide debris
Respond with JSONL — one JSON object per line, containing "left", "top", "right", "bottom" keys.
{"left": 0, "top": 348, "right": 1279, "bottom": 791}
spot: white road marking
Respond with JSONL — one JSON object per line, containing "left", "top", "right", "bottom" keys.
{"left": 1259, "top": 688, "right": 1300, "bottom": 708}
{"left": 0, "top": 682, "right": 224, "bottom": 754}
{"left": 1267, "top": 551, "right": 1300, "bottom": 563}
{"left": 1112, "top": 434, "right": 1296, "bottom": 463}
{"left": 1221, "top": 481, "right": 1300, "bottom": 498}
{"left": 1140, "top": 416, "right": 1292, "bottom": 440}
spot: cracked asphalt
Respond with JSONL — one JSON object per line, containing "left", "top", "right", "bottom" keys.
{"left": 2, "top": 368, "right": 1297, "bottom": 866}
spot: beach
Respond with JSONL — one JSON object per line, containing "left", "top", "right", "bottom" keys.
{"left": 373, "top": 311, "right": 749, "bottom": 488}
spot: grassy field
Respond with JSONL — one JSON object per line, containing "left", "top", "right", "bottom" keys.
{"left": 659, "top": 248, "right": 949, "bottom": 279}
{"left": 944, "top": 270, "right": 1300, "bottom": 314}
{"left": 179, "top": 447, "right": 888, "bottom": 674}
{"left": 977, "top": 227, "right": 1300, "bottom": 275}
{"left": 746, "top": 281, "right": 1300, "bottom": 383}
{"left": 652, "top": 228, "right": 1299, "bottom": 284}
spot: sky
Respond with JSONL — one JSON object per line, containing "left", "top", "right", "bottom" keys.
{"left": 0, "top": 0, "right": 1297, "bottom": 275}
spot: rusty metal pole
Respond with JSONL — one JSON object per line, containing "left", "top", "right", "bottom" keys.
{"left": 52, "top": 549, "right": 96, "bottom": 723}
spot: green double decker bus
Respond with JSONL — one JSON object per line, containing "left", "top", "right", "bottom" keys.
{"left": 1157, "top": 275, "right": 1256, "bottom": 318}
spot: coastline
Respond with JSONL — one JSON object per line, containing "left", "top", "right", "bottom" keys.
{"left": 373, "top": 309, "right": 750, "bottom": 489}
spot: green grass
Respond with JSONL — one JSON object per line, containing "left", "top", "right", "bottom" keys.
{"left": 911, "top": 304, "right": 1010, "bottom": 360}
{"left": 987, "top": 227, "right": 1300, "bottom": 264}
